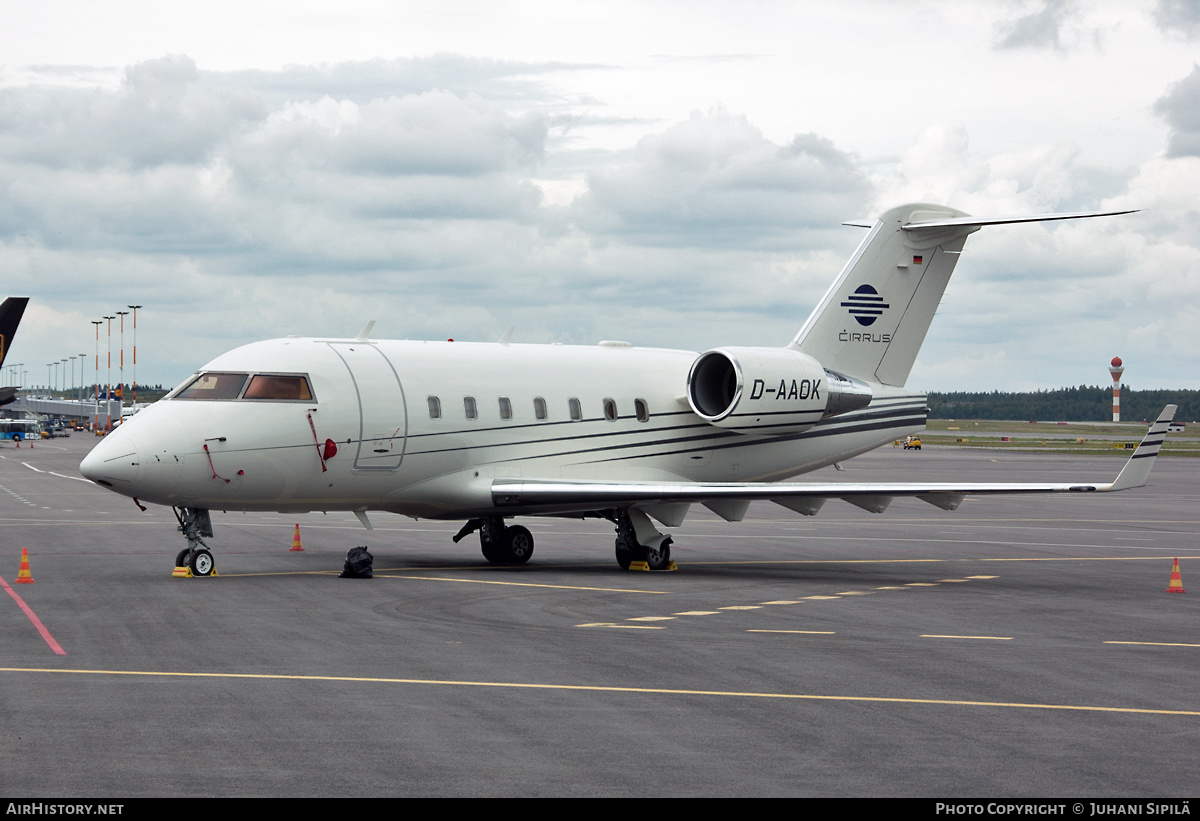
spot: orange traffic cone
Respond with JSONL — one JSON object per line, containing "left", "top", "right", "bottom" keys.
{"left": 1167, "top": 558, "right": 1186, "bottom": 593}
{"left": 290, "top": 524, "right": 304, "bottom": 552}
{"left": 15, "top": 547, "right": 34, "bottom": 584}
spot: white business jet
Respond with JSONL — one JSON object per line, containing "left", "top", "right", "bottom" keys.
{"left": 80, "top": 203, "right": 1174, "bottom": 576}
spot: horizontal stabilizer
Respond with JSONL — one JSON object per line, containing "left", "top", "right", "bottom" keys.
{"left": 901, "top": 209, "right": 1138, "bottom": 231}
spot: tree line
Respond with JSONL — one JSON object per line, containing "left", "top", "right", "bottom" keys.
{"left": 927, "top": 386, "right": 1198, "bottom": 422}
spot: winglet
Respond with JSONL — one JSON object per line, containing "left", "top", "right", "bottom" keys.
{"left": 355, "top": 320, "right": 376, "bottom": 342}
{"left": 1104, "top": 405, "right": 1175, "bottom": 492}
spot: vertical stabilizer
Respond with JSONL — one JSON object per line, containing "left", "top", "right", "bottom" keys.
{"left": 789, "top": 205, "right": 1135, "bottom": 387}
{"left": 0, "top": 297, "right": 29, "bottom": 368}
{"left": 789, "top": 204, "right": 976, "bottom": 386}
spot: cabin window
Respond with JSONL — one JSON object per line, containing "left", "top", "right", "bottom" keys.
{"left": 464, "top": 396, "right": 477, "bottom": 420}
{"left": 533, "top": 397, "right": 547, "bottom": 420}
{"left": 568, "top": 397, "right": 582, "bottom": 421}
{"left": 428, "top": 396, "right": 441, "bottom": 419}
{"left": 635, "top": 398, "right": 650, "bottom": 422}
{"left": 603, "top": 398, "right": 618, "bottom": 421}
{"left": 243, "top": 374, "right": 313, "bottom": 401}
{"left": 498, "top": 396, "right": 512, "bottom": 420}
{"left": 174, "top": 372, "right": 249, "bottom": 401}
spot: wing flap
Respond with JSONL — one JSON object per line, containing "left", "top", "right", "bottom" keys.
{"left": 490, "top": 406, "right": 1175, "bottom": 516}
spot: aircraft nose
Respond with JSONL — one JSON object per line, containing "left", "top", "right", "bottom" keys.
{"left": 80, "top": 428, "right": 142, "bottom": 491}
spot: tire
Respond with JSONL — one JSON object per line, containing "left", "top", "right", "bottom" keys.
{"left": 644, "top": 539, "right": 672, "bottom": 572}
{"left": 189, "top": 548, "right": 215, "bottom": 577}
{"left": 502, "top": 525, "right": 534, "bottom": 565}
{"left": 481, "top": 540, "right": 502, "bottom": 564}
{"left": 175, "top": 548, "right": 191, "bottom": 568}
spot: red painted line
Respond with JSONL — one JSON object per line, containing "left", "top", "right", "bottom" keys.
{"left": 0, "top": 575, "right": 66, "bottom": 655}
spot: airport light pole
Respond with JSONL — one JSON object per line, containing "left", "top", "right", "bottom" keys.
{"left": 116, "top": 310, "right": 128, "bottom": 408}
{"left": 103, "top": 316, "right": 114, "bottom": 430}
{"left": 79, "top": 354, "right": 86, "bottom": 406}
{"left": 128, "top": 305, "right": 141, "bottom": 406}
{"left": 92, "top": 320, "right": 102, "bottom": 431}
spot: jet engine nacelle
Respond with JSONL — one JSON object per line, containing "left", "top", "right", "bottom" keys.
{"left": 687, "top": 347, "right": 872, "bottom": 435}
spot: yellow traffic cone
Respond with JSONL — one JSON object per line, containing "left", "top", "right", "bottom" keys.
{"left": 290, "top": 524, "right": 304, "bottom": 552}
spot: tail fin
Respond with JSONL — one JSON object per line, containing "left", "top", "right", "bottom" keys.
{"left": 789, "top": 204, "right": 1134, "bottom": 386}
{"left": 0, "top": 297, "right": 29, "bottom": 368}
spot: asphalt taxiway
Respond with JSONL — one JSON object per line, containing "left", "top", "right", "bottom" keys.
{"left": 1, "top": 435, "right": 1197, "bottom": 797}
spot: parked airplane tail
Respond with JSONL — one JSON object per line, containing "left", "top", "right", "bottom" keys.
{"left": 0, "top": 297, "right": 30, "bottom": 406}
{"left": 789, "top": 204, "right": 1134, "bottom": 387}
{"left": 0, "top": 297, "right": 28, "bottom": 369}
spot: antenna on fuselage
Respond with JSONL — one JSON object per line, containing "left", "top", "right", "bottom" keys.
{"left": 498, "top": 326, "right": 515, "bottom": 346}
{"left": 355, "top": 320, "right": 375, "bottom": 342}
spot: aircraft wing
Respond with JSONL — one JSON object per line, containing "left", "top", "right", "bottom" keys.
{"left": 491, "top": 405, "right": 1175, "bottom": 519}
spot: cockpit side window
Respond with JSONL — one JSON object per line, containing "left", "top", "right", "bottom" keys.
{"left": 243, "top": 374, "right": 313, "bottom": 401}
{"left": 173, "top": 372, "right": 250, "bottom": 400}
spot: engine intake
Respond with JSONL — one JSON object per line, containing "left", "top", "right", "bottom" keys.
{"left": 687, "top": 347, "right": 871, "bottom": 435}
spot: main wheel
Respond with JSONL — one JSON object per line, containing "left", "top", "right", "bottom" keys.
{"left": 644, "top": 540, "right": 672, "bottom": 571}
{"left": 501, "top": 525, "right": 534, "bottom": 565}
{"left": 189, "top": 548, "right": 215, "bottom": 577}
{"left": 175, "top": 548, "right": 191, "bottom": 568}
{"left": 481, "top": 539, "right": 502, "bottom": 564}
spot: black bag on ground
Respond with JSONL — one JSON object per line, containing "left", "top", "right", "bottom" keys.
{"left": 339, "top": 545, "right": 373, "bottom": 578}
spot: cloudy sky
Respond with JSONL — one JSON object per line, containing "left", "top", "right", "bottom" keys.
{"left": 3, "top": 0, "right": 1198, "bottom": 393}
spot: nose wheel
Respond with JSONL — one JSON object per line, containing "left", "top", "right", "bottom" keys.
{"left": 172, "top": 507, "right": 217, "bottom": 577}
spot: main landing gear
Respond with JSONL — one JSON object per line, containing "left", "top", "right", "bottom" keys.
{"left": 173, "top": 507, "right": 217, "bottom": 577}
{"left": 453, "top": 517, "right": 534, "bottom": 566}
{"left": 453, "top": 508, "right": 674, "bottom": 571}
{"left": 611, "top": 508, "right": 673, "bottom": 571}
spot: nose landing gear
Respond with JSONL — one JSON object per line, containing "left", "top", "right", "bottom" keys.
{"left": 173, "top": 507, "right": 217, "bottom": 577}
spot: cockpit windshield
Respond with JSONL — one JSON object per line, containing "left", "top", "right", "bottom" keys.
{"left": 170, "top": 372, "right": 315, "bottom": 402}
{"left": 173, "top": 372, "right": 249, "bottom": 400}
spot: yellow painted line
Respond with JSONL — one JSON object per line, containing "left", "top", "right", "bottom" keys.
{"left": 628, "top": 616, "right": 674, "bottom": 622}
{"left": 2, "top": 667, "right": 1195, "bottom": 716}
{"left": 674, "top": 610, "right": 720, "bottom": 616}
{"left": 875, "top": 586, "right": 909, "bottom": 590}
{"left": 921, "top": 635, "right": 1013, "bottom": 641}
{"left": 938, "top": 579, "right": 970, "bottom": 583}
{"left": 371, "top": 574, "right": 668, "bottom": 594}
{"left": 836, "top": 591, "right": 870, "bottom": 596}
{"left": 1104, "top": 641, "right": 1200, "bottom": 648}
{"left": 719, "top": 605, "right": 762, "bottom": 611}
{"left": 978, "top": 556, "right": 1200, "bottom": 562}
{"left": 906, "top": 583, "right": 939, "bottom": 587}
{"left": 748, "top": 630, "right": 835, "bottom": 635}
{"left": 966, "top": 575, "right": 999, "bottom": 579}
{"left": 575, "top": 623, "right": 665, "bottom": 630}
{"left": 760, "top": 600, "right": 804, "bottom": 605}
{"left": 802, "top": 595, "right": 840, "bottom": 600}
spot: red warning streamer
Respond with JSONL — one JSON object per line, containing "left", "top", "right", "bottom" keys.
{"left": 203, "top": 443, "right": 230, "bottom": 483}
{"left": 307, "top": 412, "right": 328, "bottom": 472}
